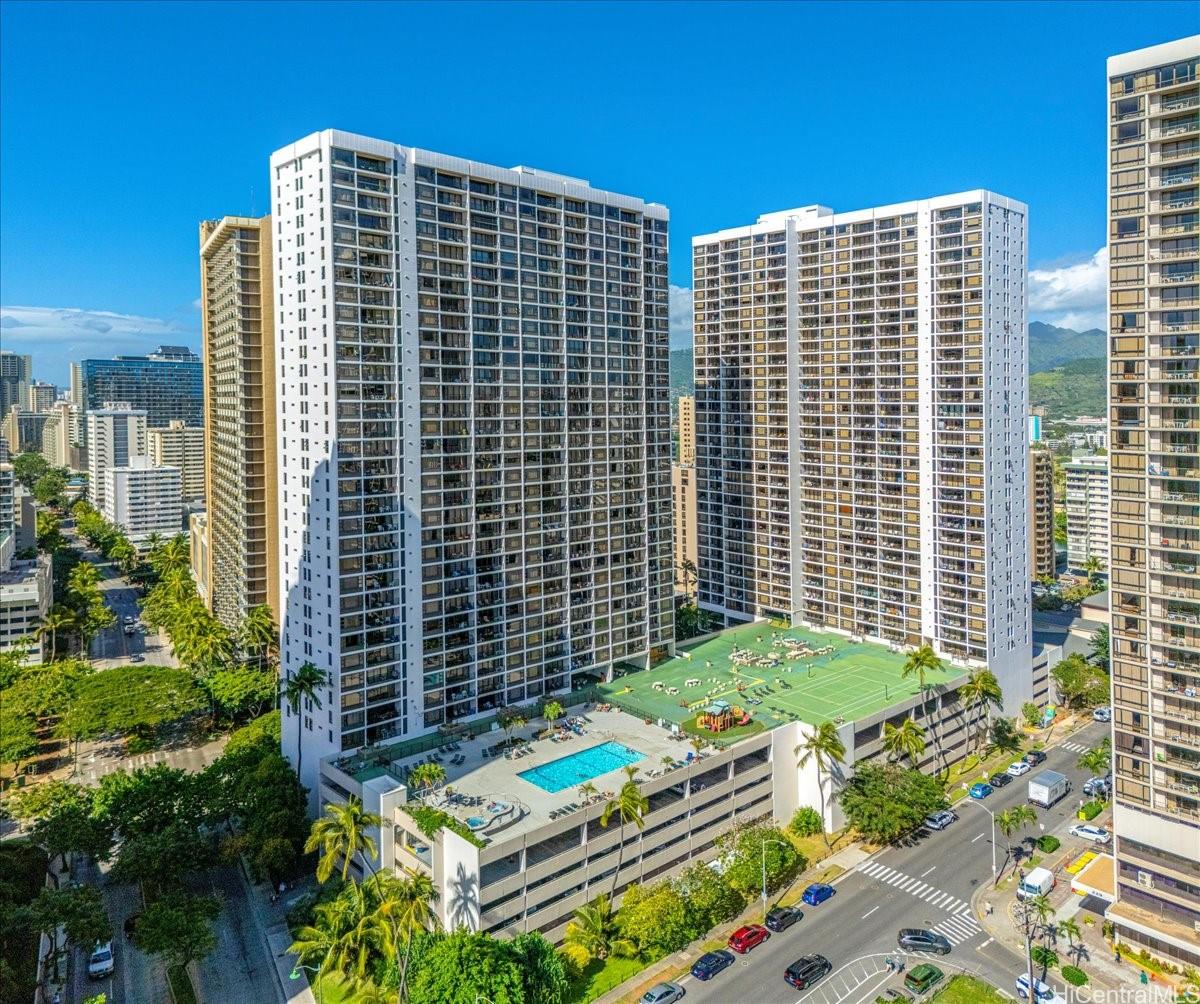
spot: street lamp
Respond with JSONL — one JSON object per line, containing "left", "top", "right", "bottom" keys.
{"left": 957, "top": 797, "right": 997, "bottom": 883}
{"left": 289, "top": 962, "right": 324, "bottom": 1004}
{"left": 761, "top": 837, "right": 789, "bottom": 921}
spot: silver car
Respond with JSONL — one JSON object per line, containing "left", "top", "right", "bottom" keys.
{"left": 641, "top": 983, "right": 684, "bottom": 1004}
{"left": 88, "top": 941, "right": 114, "bottom": 979}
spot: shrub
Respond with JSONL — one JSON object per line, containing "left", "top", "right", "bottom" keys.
{"left": 1031, "top": 945, "right": 1058, "bottom": 969}
{"left": 1036, "top": 835, "right": 1061, "bottom": 853}
{"left": 402, "top": 805, "right": 485, "bottom": 848}
{"left": 1078, "top": 801, "right": 1104, "bottom": 821}
{"left": 1061, "top": 966, "right": 1088, "bottom": 986}
{"left": 789, "top": 806, "right": 823, "bottom": 838}
{"left": 1022, "top": 702, "right": 1042, "bottom": 728}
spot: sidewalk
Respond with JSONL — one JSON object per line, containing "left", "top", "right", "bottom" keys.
{"left": 239, "top": 861, "right": 315, "bottom": 1004}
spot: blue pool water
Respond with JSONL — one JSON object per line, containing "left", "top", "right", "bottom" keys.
{"left": 518, "top": 741, "right": 646, "bottom": 793}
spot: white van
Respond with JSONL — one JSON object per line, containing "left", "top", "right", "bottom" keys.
{"left": 1017, "top": 866, "right": 1056, "bottom": 901}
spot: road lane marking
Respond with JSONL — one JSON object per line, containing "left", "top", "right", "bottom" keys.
{"left": 862, "top": 906, "right": 879, "bottom": 918}
{"left": 921, "top": 865, "right": 936, "bottom": 877}
{"left": 971, "top": 831, "right": 986, "bottom": 842}
{"left": 979, "top": 937, "right": 994, "bottom": 949}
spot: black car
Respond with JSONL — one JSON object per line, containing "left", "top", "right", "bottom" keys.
{"left": 765, "top": 906, "right": 803, "bottom": 932}
{"left": 784, "top": 954, "right": 832, "bottom": 990}
{"left": 897, "top": 928, "right": 953, "bottom": 955}
{"left": 1024, "top": 749, "right": 1047, "bottom": 766}
{"left": 691, "top": 949, "right": 735, "bottom": 981}
{"left": 989, "top": 771, "right": 1014, "bottom": 788}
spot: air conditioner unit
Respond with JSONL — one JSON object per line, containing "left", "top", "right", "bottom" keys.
{"left": 1137, "top": 870, "right": 1154, "bottom": 889}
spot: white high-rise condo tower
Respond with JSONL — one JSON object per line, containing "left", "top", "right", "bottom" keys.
{"left": 694, "top": 192, "right": 1032, "bottom": 710}
{"left": 271, "top": 130, "right": 672, "bottom": 798}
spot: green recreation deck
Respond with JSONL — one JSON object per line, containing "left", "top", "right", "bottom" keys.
{"left": 598, "top": 622, "right": 963, "bottom": 730}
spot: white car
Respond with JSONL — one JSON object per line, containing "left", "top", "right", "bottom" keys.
{"left": 1092, "top": 706, "right": 1112, "bottom": 722}
{"left": 1069, "top": 823, "right": 1111, "bottom": 845}
{"left": 1007, "top": 761, "right": 1032, "bottom": 777}
{"left": 1015, "top": 975, "right": 1066, "bottom": 1004}
{"left": 88, "top": 941, "right": 115, "bottom": 979}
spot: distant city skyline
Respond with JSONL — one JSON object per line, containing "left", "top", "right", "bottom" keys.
{"left": 2, "top": 1, "right": 1197, "bottom": 382}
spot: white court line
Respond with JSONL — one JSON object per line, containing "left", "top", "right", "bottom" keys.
{"left": 971, "top": 831, "right": 987, "bottom": 843}
{"left": 862, "top": 906, "right": 879, "bottom": 919}
{"left": 921, "top": 865, "right": 936, "bottom": 877}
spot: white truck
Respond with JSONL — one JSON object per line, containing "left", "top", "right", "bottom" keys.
{"left": 1017, "top": 866, "right": 1056, "bottom": 901}
{"left": 1028, "top": 769, "right": 1071, "bottom": 809}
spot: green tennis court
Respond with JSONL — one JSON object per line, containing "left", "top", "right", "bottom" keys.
{"left": 599, "top": 621, "right": 962, "bottom": 729}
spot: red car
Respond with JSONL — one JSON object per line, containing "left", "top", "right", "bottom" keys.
{"left": 728, "top": 924, "right": 770, "bottom": 954}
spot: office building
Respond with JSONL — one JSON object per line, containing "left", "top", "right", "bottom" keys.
{"left": 76, "top": 347, "right": 203, "bottom": 440}
{"left": 198, "top": 215, "right": 279, "bottom": 632}
{"left": 102, "top": 457, "right": 183, "bottom": 545}
{"left": 1106, "top": 36, "right": 1200, "bottom": 967}
{"left": 271, "top": 130, "right": 672, "bottom": 797}
{"left": 1064, "top": 455, "right": 1110, "bottom": 570}
{"left": 2, "top": 407, "right": 49, "bottom": 455}
{"left": 86, "top": 403, "right": 147, "bottom": 509}
{"left": 40, "top": 401, "right": 85, "bottom": 471}
{"left": 27, "top": 382, "right": 56, "bottom": 413}
{"left": 148, "top": 420, "right": 206, "bottom": 501}
{"left": 1029, "top": 447, "right": 1056, "bottom": 581}
{"left": 0, "top": 352, "right": 32, "bottom": 424}
{"left": 694, "top": 192, "right": 1032, "bottom": 709}
{"left": 677, "top": 394, "right": 696, "bottom": 464}
{"left": 672, "top": 462, "right": 698, "bottom": 595}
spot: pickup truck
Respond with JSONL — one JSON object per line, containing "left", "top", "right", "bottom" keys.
{"left": 1028, "top": 769, "right": 1071, "bottom": 809}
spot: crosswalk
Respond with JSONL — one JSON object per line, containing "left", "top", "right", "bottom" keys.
{"left": 856, "top": 859, "right": 984, "bottom": 945}
{"left": 930, "top": 912, "right": 983, "bottom": 946}
{"left": 1060, "top": 740, "right": 1090, "bottom": 754}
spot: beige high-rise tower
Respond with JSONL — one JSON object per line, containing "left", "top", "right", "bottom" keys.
{"left": 1106, "top": 36, "right": 1200, "bottom": 966}
{"left": 198, "top": 216, "right": 279, "bottom": 631}
{"left": 1029, "top": 446, "right": 1055, "bottom": 581}
{"left": 678, "top": 394, "right": 696, "bottom": 464}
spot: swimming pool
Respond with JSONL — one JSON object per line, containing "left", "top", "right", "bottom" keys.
{"left": 518, "top": 741, "right": 646, "bottom": 793}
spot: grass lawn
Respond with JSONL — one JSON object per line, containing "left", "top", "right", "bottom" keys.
{"left": 167, "top": 965, "right": 199, "bottom": 1004}
{"left": 932, "top": 975, "right": 1009, "bottom": 1003}
{"left": 314, "top": 974, "right": 372, "bottom": 1003}
{"left": 566, "top": 954, "right": 649, "bottom": 1003}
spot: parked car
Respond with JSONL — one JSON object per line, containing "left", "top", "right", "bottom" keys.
{"left": 897, "top": 929, "right": 952, "bottom": 955}
{"left": 1007, "top": 760, "right": 1032, "bottom": 777}
{"left": 1082, "top": 776, "right": 1111, "bottom": 798}
{"left": 130, "top": 653, "right": 144, "bottom": 662}
{"left": 88, "top": 941, "right": 115, "bottom": 979}
{"left": 784, "top": 954, "right": 832, "bottom": 990}
{"left": 1015, "top": 974, "right": 1067, "bottom": 1003}
{"left": 728, "top": 924, "right": 770, "bottom": 954}
{"left": 123, "top": 624, "right": 136, "bottom": 635}
{"left": 802, "top": 882, "right": 836, "bottom": 906}
{"left": 691, "top": 950, "right": 735, "bottom": 981}
{"left": 989, "top": 771, "right": 1013, "bottom": 788}
{"left": 640, "top": 982, "right": 684, "bottom": 1004}
{"left": 122, "top": 614, "right": 134, "bottom": 625}
{"left": 1024, "top": 750, "right": 1047, "bottom": 766}
{"left": 1069, "top": 823, "right": 1112, "bottom": 844}
{"left": 903, "top": 963, "right": 945, "bottom": 994}
{"left": 1092, "top": 706, "right": 1112, "bottom": 723}
{"left": 969, "top": 782, "right": 994, "bottom": 799}
{"left": 765, "top": 906, "right": 803, "bottom": 932}
{"left": 923, "top": 810, "right": 956, "bottom": 831}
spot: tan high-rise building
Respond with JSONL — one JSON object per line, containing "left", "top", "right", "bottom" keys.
{"left": 148, "top": 420, "right": 205, "bottom": 501}
{"left": 198, "top": 216, "right": 279, "bottom": 631}
{"left": 1029, "top": 447, "right": 1055, "bottom": 581}
{"left": 673, "top": 462, "right": 698, "bottom": 595}
{"left": 1106, "top": 36, "right": 1200, "bottom": 967}
{"left": 678, "top": 394, "right": 696, "bottom": 465}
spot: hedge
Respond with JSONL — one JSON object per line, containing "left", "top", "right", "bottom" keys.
{"left": 402, "top": 804, "right": 485, "bottom": 848}
{"left": 1078, "top": 801, "right": 1104, "bottom": 821}
{"left": 1036, "top": 835, "right": 1061, "bottom": 853}
{"left": 1061, "top": 966, "right": 1088, "bottom": 986}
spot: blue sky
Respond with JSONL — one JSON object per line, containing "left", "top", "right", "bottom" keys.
{"left": 1, "top": 2, "right": 1196, "bottom": 382}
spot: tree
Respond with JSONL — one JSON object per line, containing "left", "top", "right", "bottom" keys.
{"left": 370, "top": 871, "right": 439, "bottom": 1001}
{"left": 903, "top": 644, "right": 945, "bottom": 769}
{"left": 6, "top": 779, "right": 91, "bottom": 823}
{"left": 959, "top": 669, "right": 1003, "bottom": 753}
{"left": 30, "top": 799, "right": 113, "bottom": 870}
{"left": 37, "top": 510, "right": 64, "bottom": 554}
{"left": 882, "top": 719, "right": 926, "bottom": 768}
{"left": 0, "top": 700, "right": 38, "bottom": 769}
{"left": 794, "top": 720, "right": 846, "bottom": 848}
{"left": 133, "top": 891, "right": 221, "bottom": 970}
{"left": 1022, "top": 702, "right": 1043, "bottom": 728}
{"left": 995, "top": 806, "right": 1037, "bottom": 882}
{"left": 107, "top": 537, "right": 139, "bottom": 577}
{"left": 1057, "top": 917, "right": 1083, "bottom": 965}
{"left": 991, "top": 716, "right": 1022, "bottom": 754}
{"left": 203, "top": 665, "right": 276, "bottom": 721}
{"left": 57, "top": 665, "right": 204, "bottom": 751}
{"left": 149, "top": 535, "right": 190, "bottom": 578}
{"left": 281, "top": 661, "right": 328, "bottom": 781}
{"left": 36, "top": 604, "right": 76, "bottom": 661}
{"left": 562, "top": 895, "right": 634, "bottom": 968}
{"left": 33, "top": 471, "right": 68, "bottom": 508}
{"left": 496, "top": 706, "right": 527, "bottom": 748}
{"left": 838, "top": 763, "right": 947, "bottom": 844}
{"left": 676, "top": 862, "right": 745, "bottom": 932}
{"left": 12, "top": 452, "right": 49, "bottom": 490}
{"left": 109, "top": 820, "right": 217, "bottom": 889}
{"left": 788, "top": 806, "right": 823, "bottom": 838}
{"left": 306, "top": 798, "right": 383, "bottom": 884}
{"left": 509, "top": 932, "right": 570, "bottom": 1004}
{"left": 29, "top": 885, "right": 111, "bottom": 977}
{"left": 94, "top": 763, "right": 210, "bottom": 840}
{"left": 541, "top": 700, "right": 563, "bottom": 735}
{"left": 1090, "top": 625, "right": 1110, "bottom": 671}
{"left": 407, "top": 762, "right": 447, "bottom": 798}
{"left": 715, "top": 822, "right": 803, "bottom": 900}
{"left": 1082, "top": 554, "right": 1104, "bottom": 585}
{"left": 1051, "top": 653, "right": 1110, "bottom": 710}
{"left": 599, "top": 765, "right": 648, "bottom": 900}
{"left": 407, "top": 930, "right": 525, "bottom": 1004}
{"left": 289, "top": 883, "right": 379, "bottom": 989}
{"left": 1078, "top": 739, "right": 1112, "bottom": 778}
{"left": 674, "top": 602, "right": 700, "bottom": 641}
{"left": 238, "top": 604, "right": 279, "bottom": 664}
{"left": 617, "top": 880, "right": 692, "bottom": 956}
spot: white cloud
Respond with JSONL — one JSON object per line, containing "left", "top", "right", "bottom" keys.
{"left": 0, "top": 305, "right": 198, "bottom": 384}
{"left": 669, "top": 284, "right": 693, "bottom": 349}
{"left": 1029, "top": 248, "right": 1108, "bottom": 331}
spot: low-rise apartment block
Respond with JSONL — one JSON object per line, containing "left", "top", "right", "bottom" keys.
{"left": 102, "top": 457, "right": 183, "bottom": 545}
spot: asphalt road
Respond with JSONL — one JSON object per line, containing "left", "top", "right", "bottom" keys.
{"left": 682, "top": 720, "right": 1111, "bottom": 1004}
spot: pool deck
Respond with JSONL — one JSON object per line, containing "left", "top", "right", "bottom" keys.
{"left": 379, "top": 709, "right": 698, "bottom": 844}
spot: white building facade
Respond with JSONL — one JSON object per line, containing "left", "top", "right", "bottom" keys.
{"left": 694, "top": 192, "right": 1033, "bottom": 709}
{"left": 102, "top": 457, "right": 183, "bottom": 544}
{"left": 1064, "top": 455, "right": 1110, "bottom": 570}
{"left": 87, "top": 403, "right": 147, "bottom": 509}
{"left": 271, "top": 130, "right": 673, "bottom": 796}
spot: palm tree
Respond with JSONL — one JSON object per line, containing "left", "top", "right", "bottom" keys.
{"left": 371, "top": 871, "right": 439, "bottom": 1003}
{"left": 960, "top": 669, "right": 1004, "bottom": 753}
{"left": 240, "top": 604, "right": 279, "bottom": 665}
{"left": 290, "top": 882, "right": 383, "bottom": 991}
{"left": 305, "top": 798, "right": 384, "bottom": 884}
{"left": 1078, "top": 740, "right": 1112, "bottom": 778}
{"left": 154, "top": 534, "right": 191, "bottom": 577}
{"left": 903, "top": 644, "right": 945, "bottom": 769}
{"left": 562, "top": 895, "right": 634, "bottom": 969}
{"left": 407, "top": 763, "right": 446, "bottom": 799}
{"left": 600, "top": 765, "right": 649, "bottom": 901}
{"left": 882, "top": 719, "right": 926, "bottom": 768}
{"left": 1057, "top": 917, "right": 1083, "bottom": 965}
{"left": 542, "top": 699, "right": 564, "bottom": 736}
{"left": 794, "top": 720, "right": 846, "bottom": 850}
{"left": 679, "top": 558, "right": 698, "bottom": 601}
{"left": 1082, "top": 554, "right": 1103, "bottom": 586}
{"left": 994, "top": 805, "right": 1037, "bottom": 883}
{"left": 282, "top": 661, "right": 329, "bottom": 780}
{"left": 36, "top": 604, "right": 76, "bottom": 661}
{"left": 577, "top": 781, "right": 599, "bottom": 804}
{"left": 108, "top": 537, "right": 139, "bottom": 577}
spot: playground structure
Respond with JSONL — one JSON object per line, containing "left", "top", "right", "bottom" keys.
{"left": 696, "top": 700, "right": 752, "bottom": 734}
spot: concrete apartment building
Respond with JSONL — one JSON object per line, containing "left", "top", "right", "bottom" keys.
{"left": 41, "top": 401, "right": 85, "bottom": 471}
{"left": 1, "top": 407, "right": 49, "bottom": 455}
{"left": 673, "top": 394, "right": 698, "bottom": 594}
{"left": 198, "top": 215, "right": 280, "bottom": 632}
{"left": 86, "top": 404, "right": 147, "bottom": 509}
{"left": 102, "top": 457, "right": 183, "bottom": 545}
{"left": 0, "top": 352, "right": 32, "bottom": 423}
{"left": 693, "top": 193, "right": 1033, "bottom": 711}
{"left": 677, "top": 394, "right": 696, "bottom": 464}
{"left": 1106, "top": 36, "right": 1200, "bottom": 967}
{"left": 1064, "top": 455, "right": 1110, "bottom": 570}
{"left": 26, "top": 381, "right": 56, "bottom": 413}
{"left": 0, "top": 465, "right": 49, "bottom": 665}
{"left": 272, "top": 130, "right": 673, "bottom": 798}
{"left": 148, "top": 420, "right": 206, "bottom": 501}
{"left": 1029, "top": 446, "right": 1056, "bottom": 580}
